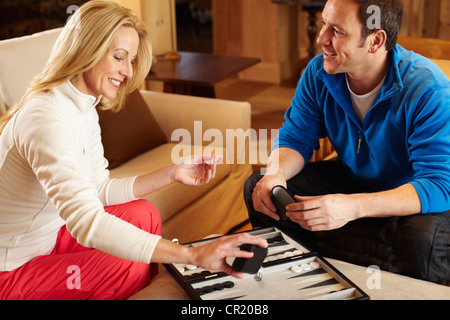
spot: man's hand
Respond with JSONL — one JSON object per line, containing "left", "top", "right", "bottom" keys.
{"left": 285, "top": 194, "right": 358, "bottom": 231}
{"left": 252, "top": 172, "right": 286, "bottom": 221}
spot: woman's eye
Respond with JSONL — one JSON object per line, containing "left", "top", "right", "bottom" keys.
{"left": 114, "top": 56, "right": 124, "bottom": 62}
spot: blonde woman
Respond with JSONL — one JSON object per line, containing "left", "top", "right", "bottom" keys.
{"left": 0, "top": 1, "right": 266, "bottom": 300}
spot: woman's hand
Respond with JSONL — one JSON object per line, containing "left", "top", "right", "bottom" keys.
{"left": 173, "top": 154, "right": 223, "bottom": 186}
{"left": 188, "top": 233, "right": 268, "bottom": 278}
{"left": 133, "top": 154, "right": 223, "bottom": 198}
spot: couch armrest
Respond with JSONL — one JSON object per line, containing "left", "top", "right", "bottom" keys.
{"left": 139, "top": 90, "right": 251, "bottom": 135}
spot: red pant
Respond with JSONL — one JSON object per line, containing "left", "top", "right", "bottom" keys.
{"left": 0, "top": 199, "right": 161, "bottom": 300}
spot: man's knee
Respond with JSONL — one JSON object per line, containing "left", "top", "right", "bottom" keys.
{"left": 244, "top": 172, "right": 263, "bottom": 197}
{"left": 243, "top": 171, "right": 263, "bottom": 210}
{"left": 387, "top": 213, "right": 450, "bottom": 285}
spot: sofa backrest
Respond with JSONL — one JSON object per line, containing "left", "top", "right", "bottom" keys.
{"left": 398, "top": 36, "right": 450, "bottom": 78}
{"left": 430, "top": 59, "right": 450, "bottom": 78}
{"left": 0, "top": 28, "right": 62, "bottom": 115}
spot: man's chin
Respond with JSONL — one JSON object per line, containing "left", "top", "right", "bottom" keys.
{"left": 323, "top": 66, "right": 338, "bottom": 75}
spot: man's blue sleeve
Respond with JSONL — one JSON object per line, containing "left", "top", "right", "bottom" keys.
{"left": 408, "top": 86, "right": 450, "bottom": 214}
{"left": 272, "top": 62, "right": 327, "bottom": 162}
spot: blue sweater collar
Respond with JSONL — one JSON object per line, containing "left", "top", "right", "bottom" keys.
{"left": 316, "top": 44, "right": 404, "bottom": 125}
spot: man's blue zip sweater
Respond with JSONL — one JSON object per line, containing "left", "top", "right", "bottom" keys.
{"left": 274, "top": 44, "right": 450, "bottom": 214}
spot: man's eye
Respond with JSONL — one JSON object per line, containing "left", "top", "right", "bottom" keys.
{"left": 334, "top": 29, "right": 344, "bottom": 36}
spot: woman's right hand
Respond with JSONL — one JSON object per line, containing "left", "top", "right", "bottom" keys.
{"left": 188, "top": 233, "right": 268, "bottom": 278}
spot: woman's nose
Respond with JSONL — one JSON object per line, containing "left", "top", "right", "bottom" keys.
{"left": 121, "top": 61, "right": 133, "bottom": 79}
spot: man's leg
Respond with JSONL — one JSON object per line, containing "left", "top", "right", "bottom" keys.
{"left": 245, "top": 159, "right": 450, "bottom": 284}
{"left": 244, "top": 158, "right": 372, "bottom": 250}
{"left": 382, "top": 212, "right": 450, "bottom": 285}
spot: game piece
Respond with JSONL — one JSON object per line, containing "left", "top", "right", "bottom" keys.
{"left": 223, "top": 281, "right": 235, "bottom": 288}
{"left": 270, "top": 185, "right": 296, "bottom": 221}
{"left": 301, "top": 263, "right": 312, "bottom": 271}
{"left": 175, "top": 265, "right": 185, "bottom": 273}
{"left": 185, "top": 264, "right": 197, "bottom": 270}
{"left": 291, "top": 265, "right": 303, "bottom": 273}
{"left": 254, "top": 271, "right": 263, "bottom": 281}
{"left": 232, "top": 244, "right": 268, "bottom": 274}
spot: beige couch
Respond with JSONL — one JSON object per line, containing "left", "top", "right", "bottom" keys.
{"left": 0, "top": 28, "right": 252, "bottom": 244}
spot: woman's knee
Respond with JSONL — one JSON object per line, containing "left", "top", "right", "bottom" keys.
{"left": 105, "top": 199, "right": 161, "bottom": 236}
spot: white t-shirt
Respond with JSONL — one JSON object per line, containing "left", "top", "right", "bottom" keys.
{"left": 0, "top": 82, "right": 161, "bottom": 271}
{"left": 346, "top": 75, "right": 385, "bottom": 124}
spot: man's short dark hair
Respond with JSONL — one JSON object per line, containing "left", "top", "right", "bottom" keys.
{"left": 352, "top": 0, "right": 403, "bottom": 51}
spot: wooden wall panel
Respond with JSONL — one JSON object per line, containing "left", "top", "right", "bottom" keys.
{"left": 212, "top": 0, "right": 243, "bottom": 56}
{"left": 111, "top": 0, "right": 176, "bottom": 55}
{"left": 213, "top": 0, "right": 297, "bottom": 83}
{"left": 439, "top": 0, "right": 450, "bottom": 40}
{"left": 400, "top": 0, "right": 449, "bottom": 39}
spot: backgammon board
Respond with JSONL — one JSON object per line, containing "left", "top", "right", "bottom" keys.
{"left": 164, "top": 228, "right": 369, "bottom": 300}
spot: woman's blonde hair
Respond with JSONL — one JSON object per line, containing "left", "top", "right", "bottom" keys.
{"left": 0, "top": 0, "right": 152, "bottom": 134}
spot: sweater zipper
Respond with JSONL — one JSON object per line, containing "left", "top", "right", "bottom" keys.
{"left": 357, "top": 131, "right": 362, "bottom": 154}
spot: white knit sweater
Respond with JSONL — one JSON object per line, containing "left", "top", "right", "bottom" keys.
{"left": 0, "top": 82, "right": 161, "bottom": 271}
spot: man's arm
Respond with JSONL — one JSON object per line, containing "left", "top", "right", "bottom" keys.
{"left": 286, "top": 183, "right": 422, "bottom": 231}
{"left": 251, "top": 147, "right": 306, "bottom": 220}
{"left": 254, "top": 148, "right": 422, "bottom": 231}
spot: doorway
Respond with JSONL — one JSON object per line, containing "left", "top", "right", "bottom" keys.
{"left": 176, "top": 0, "right": 213, "bottom": 53}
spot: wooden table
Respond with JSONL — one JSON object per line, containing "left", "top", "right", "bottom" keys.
{"left": 146, "top": 51, "right": 261, "bottom": 98}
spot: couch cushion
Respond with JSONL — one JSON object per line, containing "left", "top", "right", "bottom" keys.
{"left": 0, "top": 28, "right": 62, "bottom": 109}
{"left": 98, "top": 90, "right": 168, "bottom": 169}
{"left": 109, "top": 143, "right": 231, "bottom": 223}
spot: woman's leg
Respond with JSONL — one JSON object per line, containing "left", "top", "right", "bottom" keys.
{"left": 0, "top": 199, "right": 161, "bottom": 300}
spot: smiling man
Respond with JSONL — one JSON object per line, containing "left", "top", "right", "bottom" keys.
{"left": 244, "top": 0, "right": 450, "bottom": 285}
